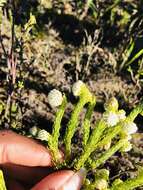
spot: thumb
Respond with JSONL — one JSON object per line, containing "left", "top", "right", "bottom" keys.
{"left": 31, "top": 169, "right": 86, "bottom": 190}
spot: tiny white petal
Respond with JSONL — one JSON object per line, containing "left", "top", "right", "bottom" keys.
{"left": 37, "top": 129, "right": 49, "bottom": 141}
{"left": 72, "top": 80, "right": 84, "bottom": 96}
{"left": 123, "top": 122, "right": 138, "bottom": 135}
{"left": 118, "top": 110, "right": 126, "bottom": 121}
{"left": 29, "top": 126, "right": 39, "bottom": 136}
{"left": 48, "top": 89, "right": 63, "bottom": 108}
{"left": 103, "top": 112, "right": 119, "bottom": 127}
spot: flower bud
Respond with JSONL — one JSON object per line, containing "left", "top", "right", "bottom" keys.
{"left": 103, "top": 112, "right": 119, "bottom": 127}
{"left": 48, "top": 89, "right": 63, "bottom": 108}
{"left": 103, "top": 141, "right": 111, "bottom": 150}
{"left": 123, "top": 122, "right": 138, "bottom": 135}
{"left": 112, "top": 179, "right": 123, "bottom": 186}
{"left": 72, "top": 80, "right": 85, "bottom": 97}
{"left": 118, "top": 109, "right": 126, "bottom": 121}
{"left": 29, "top": 126, "right": 39, "bottom": 136}
{"left": 96, "top": 179, "right": 108, "bottom": 190}
{"left": 126, "top": 134, "right": 132, "bottom": 140}
{"left": 120, "top": 141, "right": 132, "bottom": 152}
{"left": 104, "top": 97, "right": 118, "bottom": 112}
{"left": 37, "top": 129, "right": 49, "bottom": 141}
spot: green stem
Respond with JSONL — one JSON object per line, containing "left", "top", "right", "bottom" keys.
{"left": 64, "top": 95, "right": 88, "bottom": 158}
{"left": 49, "top": 96, "right": 67, "bottom": 162}
{"left": 0, "top": 170, "right": 7, "bottom": 190}
{"left": 111, "top": 169, "right": 143, "bottom": 190}
{"left": 74, "top": 120, "right": 107, "bottom": 170}
{"left": 90, "top": 139, "right": 126, "bottom": 169}
{"left": 95, "top": 124, "right": 122, "bottom": 148}
{"left": 127, "top": 100, "right": 143, "bottom": 122}
{"left": 86, "top": 101, "right": 143, "bottom": 169}
{"left": 94, "top": 101, "right": 143, "bottom": 150}
{"left": 83, "top": 97, "right": 96, "bottom": 147}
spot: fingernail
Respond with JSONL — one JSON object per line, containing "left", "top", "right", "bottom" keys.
{"left": 58, "top": 168, "right": 86, "bottom": 190}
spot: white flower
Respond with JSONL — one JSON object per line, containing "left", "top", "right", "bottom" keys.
{"left": 96, "top": 179, "right": 108, "bottom": 190}
{"left": 123, "top": 122, "right": 138, "bottom": 135}
{"left": 104, "top": 97, "right": 118, "bottom": 112}
{"left": 29, "top": 126, "right": 39, "bottom": 136}
{"left": 72, "top": 80, "right": 84, "bottom": 96}
{"left": 118, "top": 109, "right": 126, "bottom": 121}
{"left": 103, "top": 112, "right": 119, "bottom": 127}
{"left": 37, "top": 129, "right": 49, "bottom": 141}
{"left": 48, "top": 89, "right": 63, "bottom": 108}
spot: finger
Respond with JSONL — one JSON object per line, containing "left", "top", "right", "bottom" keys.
{"left": 58, "top": 168, "right": 86, "bottom": 190}
{"left": 31, "top": 169, "right": 86, "bottom": 190}
{"left": 2, "top": 163, "right": 52, "bottom": 185}
{"left": 31, "top": 170, "right": 74, "bottom": 190}
{"left": 0, "top": 130, "right": 52, "bottom": 167}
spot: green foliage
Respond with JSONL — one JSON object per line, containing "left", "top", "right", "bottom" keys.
{"left": 0, "top": 170, "right": 7, "bottom": 190}
{"left": 0, "top": 0, "right": 6, "bottom": 24}
{"left": 90, "top": 139, "right": 127, "bottom": 169}
{"left": 82, "top": 96, "right": 96, "bottom": 147}
{"left": 64, "top": 82, "right": 94, "bottom": 158}
{"left": 0, "top": 0, "right": 6, "bottom": 7}
{"left": 111, "top": 168, "right": 143, "bottom": 190}
{"left": 48, "top": 95, "right": 67, "bottom": 162}
{"left": 75, "top": 119, "right": 107, "bottom": 170}
{"left": 40, "top": 81, "right": 143, "bottom": 189}
{"left": 24, "top": 13, "right": 36, "bottom": 41}
{"left": 121, "top": 39, "right": 143, "bottom": 69}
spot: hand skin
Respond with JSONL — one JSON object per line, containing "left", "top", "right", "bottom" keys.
{"left": 0, "top": 130, "right": 85, "bottom": 190}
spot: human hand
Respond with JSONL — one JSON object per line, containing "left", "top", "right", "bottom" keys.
{"left": 0, "top": 130, "right": 85, "bottom": 190}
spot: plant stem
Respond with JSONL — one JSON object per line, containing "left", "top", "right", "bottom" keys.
{"left": 64, "top": 95, "right": 88, "bottom": 158}
{"left": 90, "top": 139, "right": 126, "bottom": 169}
{"left": 49, "top": 96, "right": 67, "bottom": 162}
{"left": 111, "top": 169, "right": 143, "bottom": 190}
{"left": 75, "top": 120, "right": 107, "bottom": 170}
{"left": 127, "top": 100, "right": 143, "bottom": 122}
{"left": 83, "top": 97, "right": 96, "bottom": 147}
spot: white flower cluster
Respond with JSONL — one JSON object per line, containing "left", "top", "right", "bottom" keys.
{"left": 103, "top": 98, "right": 126, "bottom": 127}
{"left": 36, "top": 129, "right": 49, "bottom": 141}
{"left": 123, "top": 121, "right": 138, "bottom": 135}
{"left": 103, "top": 109, "right": 126, "bottom": 127}
{"left": 72, "top": 80, "right": 85, "bottom": 97}
{"left": 120, "top": 121, "right": 138, "bottom": 152}
{"left": 103, "top": 112, "right": 119, "bottom": 127}
{"left": 48, "top": 89, "right": 63, "bottom": 108}
{"left": 29, "top": 127, "right": 50, "bottom": 141}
